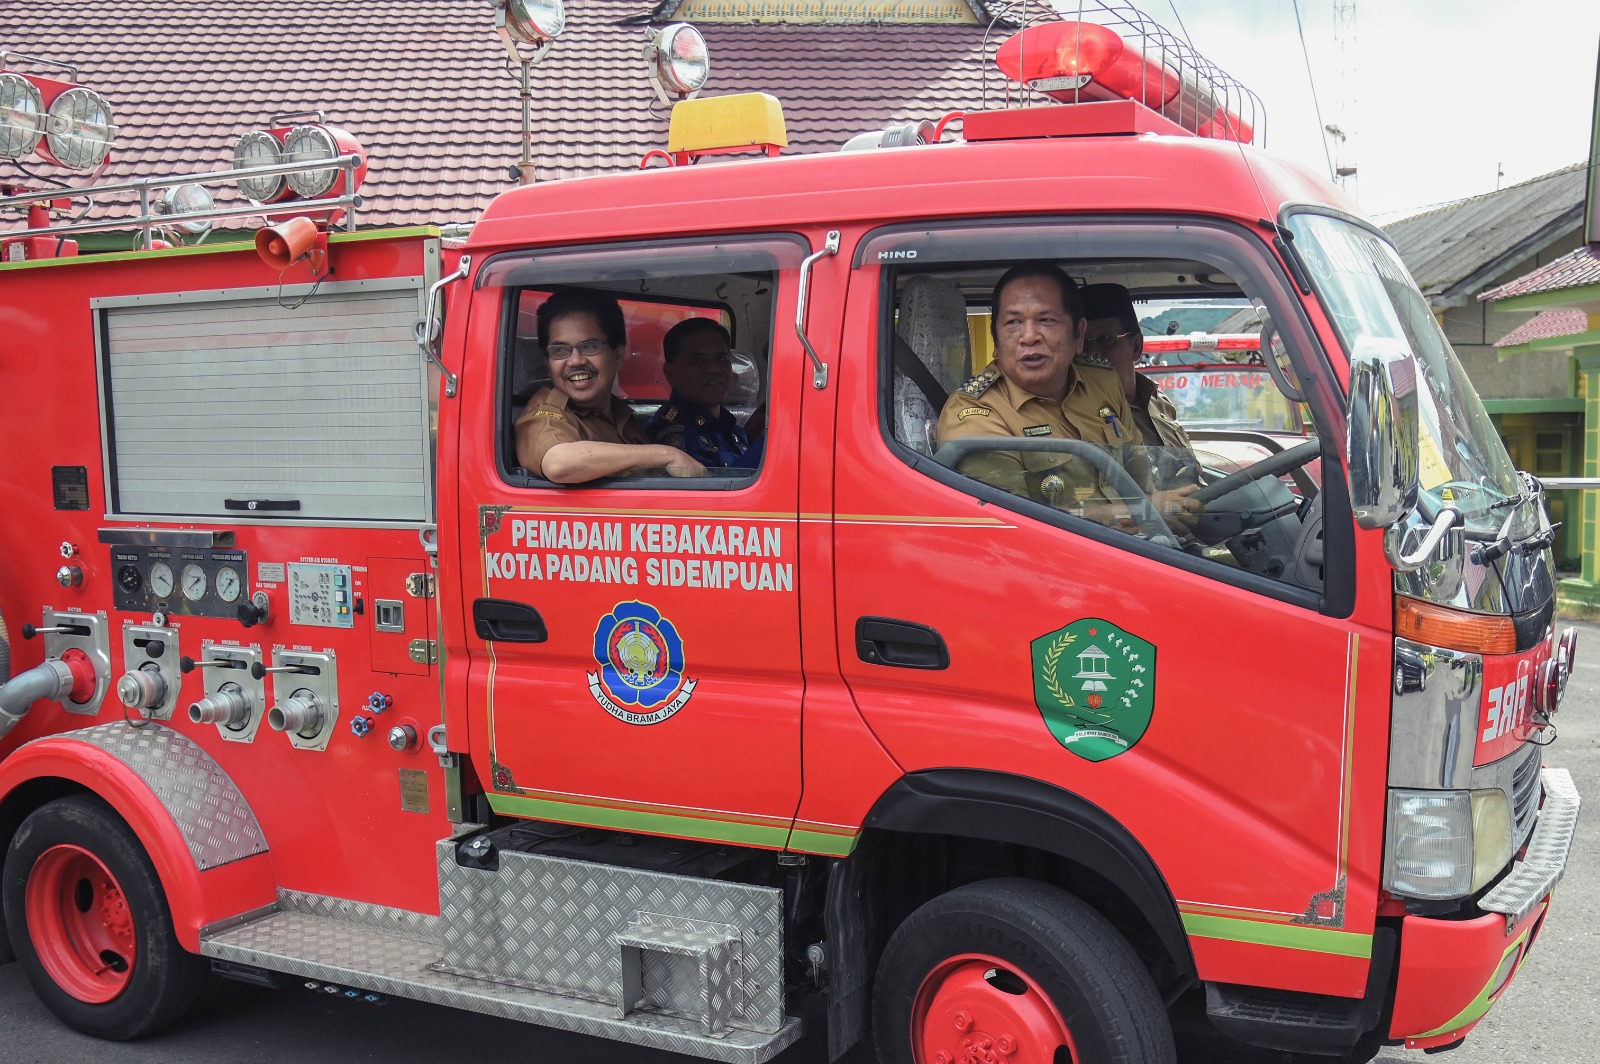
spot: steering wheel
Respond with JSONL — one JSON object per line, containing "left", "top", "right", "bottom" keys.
{"left": 931, "top": 437, "right": 1177, "bottom": 545}
{"left": 1193, "top": 438, "right": 1321, "bottom": 506}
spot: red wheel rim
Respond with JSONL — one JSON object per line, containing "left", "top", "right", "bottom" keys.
{"left": 24, "top": 843, "right": 138, "bottom": 1003}
{"left": 912, "top": 953, "right": 1078, "bottom": 1064}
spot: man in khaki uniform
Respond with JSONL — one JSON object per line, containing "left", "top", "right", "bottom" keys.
{"left": 936, "top": 263, "right": 1197, "bottom": 532}
{"left": 515, "top": 289, "right": 704, "bottom": 482}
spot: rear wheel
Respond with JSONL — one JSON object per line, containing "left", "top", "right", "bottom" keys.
{"left": 2, "top": 794, "right": 208, "bottom": 1039}
{"left": 873, "top": 878, "right": 1175, "bottom": 1064}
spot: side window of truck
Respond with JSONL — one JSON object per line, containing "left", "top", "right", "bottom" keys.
{"left": 478, "top": 236, "right": 805, "bottom": 489}
{"left": 869, "top": 220, "right": 1348, "bottom": 607}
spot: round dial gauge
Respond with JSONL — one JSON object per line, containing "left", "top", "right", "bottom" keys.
{"left": 181, "top": 563, "right": 208, "bottom": 602}
{"left": 148, "top": 562, "right": 175, "bottom": 599}
{"left": 215, "top": 566, "right": 242, "bottom": 603}
{"left": 117, "top": 564, "right": 142, "bottom": 594}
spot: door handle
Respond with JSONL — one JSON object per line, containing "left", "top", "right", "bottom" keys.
{"left": 856, "top": 616, "right": 949, "bottom": 670}
{"left": 473, "top": 599, "right": 548, "bottom": 643}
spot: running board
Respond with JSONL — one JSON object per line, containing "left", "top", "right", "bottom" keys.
{"left": 201, "top": 908, "right": 801, "bottom": 1063}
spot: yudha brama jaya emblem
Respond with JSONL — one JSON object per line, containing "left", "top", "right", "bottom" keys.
{"left": 1031, "top": 618, "right": 1155, "bottom": 761}
{"left": 589, "top": 601, "right": 697, "bottom": 725}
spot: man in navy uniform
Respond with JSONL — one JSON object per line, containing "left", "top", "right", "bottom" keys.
{"left": 647, "top": 318, "right": 762, "bottom": 468}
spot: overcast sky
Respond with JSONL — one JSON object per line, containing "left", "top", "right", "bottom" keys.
{"left": 1150, "top": 0, "right": 1600, "bottom": 217}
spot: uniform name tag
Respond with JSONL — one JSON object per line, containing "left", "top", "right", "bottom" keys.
{"left": 1022, "top": 425, "right": 1051, "bottom": 437}
{"left": 957, "top": 407, "right": 990, "bottom": 420}
{"left": 533, "top": 409, "right": 564, "bottom": 419}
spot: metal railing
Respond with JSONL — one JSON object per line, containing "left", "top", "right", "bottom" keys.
{"left": 1, "top": 154, "right": 363, "bottom": 249}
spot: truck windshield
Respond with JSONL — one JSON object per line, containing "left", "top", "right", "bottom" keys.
{"left": 1286, "top": 213, "right": 1522, "bottom": 532}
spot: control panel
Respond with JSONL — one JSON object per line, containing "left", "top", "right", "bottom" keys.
{"left": 110, "top": 546, "right": 250, "bottom": 619}
{"left": 287, "top": 563, "right": 355, "bottom": 628}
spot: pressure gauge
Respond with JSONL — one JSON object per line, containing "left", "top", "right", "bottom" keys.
{"left": 149, "top": 561, "right": 175, "bottom": 599}
{"left": 181, "top": 563, "right": 208, "bottom": 602}
{"left": 216, "top": 565, "right": 242, "bottom": 604}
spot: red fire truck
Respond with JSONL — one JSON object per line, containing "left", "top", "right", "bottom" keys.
{"left": 0, "top": 5, "right": 1582, "bottom": 1063}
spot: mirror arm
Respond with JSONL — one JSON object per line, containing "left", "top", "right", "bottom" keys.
{"left": 1391, "top": 506, "right": 1461, "bottom": 571}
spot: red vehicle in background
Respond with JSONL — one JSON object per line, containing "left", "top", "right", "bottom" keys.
{"left": 0, "top": 3, "right": 1581, "bottom": 1063}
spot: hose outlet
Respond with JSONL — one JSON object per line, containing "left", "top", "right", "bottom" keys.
{"left": 117, "top": 664, "right": 168, "bottom": 711}
{"left": 0, "top": 658, "right": 77, "bottom": 739}
{"left": 60, "top": 648, "right": 98, "bottom": 705}
{"left": 189, "top": 685, "right": 252, "bottom": 729}
{"left": 268, "top": 689, "right": 323, "bottom": 738}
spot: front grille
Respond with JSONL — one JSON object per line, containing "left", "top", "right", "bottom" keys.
{"left": 1511, "top": 744, "right": 1541, "bottom": 849}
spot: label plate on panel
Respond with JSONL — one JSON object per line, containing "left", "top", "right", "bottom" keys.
{"left": 287, "top": 563, "right": 355, "bottom": 628}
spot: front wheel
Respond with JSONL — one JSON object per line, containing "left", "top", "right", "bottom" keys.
{"left": 873, "top": 878, "right": 1176, "bottom": 1064}
{"left": 2, "top": 794, "right": 209, "bottom": 1039}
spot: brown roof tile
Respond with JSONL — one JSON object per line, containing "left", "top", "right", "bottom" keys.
{"left": 1493, "top": 309, "right": 1591, "bottom": 348}
{"left": 4, "top": 0, "right": 996, "bottom": 229}
{"left": 1480, "top": 244, "right": 1600, "bottom": 304}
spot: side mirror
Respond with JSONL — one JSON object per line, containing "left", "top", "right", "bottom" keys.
{"left": 1346, "top": 339, "right": 1420, "bottom": 530}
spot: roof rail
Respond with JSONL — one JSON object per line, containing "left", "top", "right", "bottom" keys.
{"left": 1, "top": 154, "right": 363, "bottom": 249}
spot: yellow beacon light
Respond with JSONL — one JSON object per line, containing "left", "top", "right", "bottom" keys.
{"left": 667, "top": 92, "right": 787, "bottom": 157}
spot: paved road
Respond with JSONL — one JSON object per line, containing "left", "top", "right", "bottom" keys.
{"left": 2, "top": 623, "right": 1596, "bottom": 1064}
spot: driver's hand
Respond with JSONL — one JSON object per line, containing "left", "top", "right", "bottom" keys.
{"left": 1082, "top": 500, "right": 1140, "bottom": 534}
{"left": 1152, "top": 485, "right": 1202, "bottom": 533}
{"left": 665, "top": 452, "right": 708, "bottom": 478}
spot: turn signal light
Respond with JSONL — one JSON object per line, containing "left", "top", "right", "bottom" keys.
{"left": 1394, "top": 596, "right": 1516, "bottom": 656}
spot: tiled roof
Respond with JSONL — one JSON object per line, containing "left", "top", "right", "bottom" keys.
{"left": 1493, "top": 309, "right": 1590, "bottom": 348}
{"left": 1479, "top": 243, "right": 1600, "bottom": 303}
{"left": 1382, "top": 163, "right": 1588, "bottom": 300}
{"left": 2, "top": 1, "right": 998, "bottom": 231}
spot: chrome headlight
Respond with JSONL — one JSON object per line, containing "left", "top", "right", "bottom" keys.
{"left": 648, "top": 24, "right": 710, "bottom": 98}
{"left": 502, "top": 0, "right": 566, "bottom": 43}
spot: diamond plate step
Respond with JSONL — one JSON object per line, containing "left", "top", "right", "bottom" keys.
{"left": 201, "top": 910, "right": 801, "bottom": 1063}
{"left": 617, "top": 913, "right": 743, "bottom": 1034}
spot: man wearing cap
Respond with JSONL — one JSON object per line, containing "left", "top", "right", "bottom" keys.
{"left": 1078, "top": 282, "right": 1192, "bottom": 453}
{"left": 646, "top": 318, "right": 762, "bottom": 469}
{"left": 515, "top": 289, "right": 706, "bottom": 483}
{"left": 1079, "top": 284, "right": 1203, "bottom": 524}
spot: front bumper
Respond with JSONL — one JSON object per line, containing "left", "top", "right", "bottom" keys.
{"left": 1388, "top": 768, "right": 1580, "bottom": 1049}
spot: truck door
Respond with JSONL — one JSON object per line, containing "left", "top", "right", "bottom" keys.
{"left": 828, "top": 219, "right": 1392, "bottom": 996}
{"left": 453, "top": 235, "right": 810, "bottom": 846}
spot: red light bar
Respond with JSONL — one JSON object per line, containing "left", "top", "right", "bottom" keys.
{"left": 1142, "top": 337, "right": 1191, "bottom": 353}
{"left": 1140, "top": 333, "right": 1260, "bottom": 354}
{"left": 995, "top": 21, "right": 1255, "bottom": 144}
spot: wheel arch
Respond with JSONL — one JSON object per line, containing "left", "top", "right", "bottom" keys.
{"left": 0, "top": 734, "right": 277, "bottom": 953}
{"left": 821, "top": 769, "right": 1193, "bottom": 1061}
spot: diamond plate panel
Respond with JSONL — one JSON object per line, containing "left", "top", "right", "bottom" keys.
{"left": 278, "top": 890, "right": 441, "bottom": 942}
{"left": 618, "top": 913, "right": 744, "bottom": 1033}
{"left": 44, "top": 722, "right": 267, "bottom": 870}
{"left": 202, "top": 910, "right": 800, "bottom": 1064}
{"left": 436, "top": 844, "right": 783, "bottom": 1033}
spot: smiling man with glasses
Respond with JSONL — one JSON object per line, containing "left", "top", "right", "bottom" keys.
{"left": 514, "top": 289, "right": 706, "bottom": 483}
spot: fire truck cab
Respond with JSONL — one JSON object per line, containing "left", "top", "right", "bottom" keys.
{"left": 0, "top": 9, "right": 1583, "bottom": 1064}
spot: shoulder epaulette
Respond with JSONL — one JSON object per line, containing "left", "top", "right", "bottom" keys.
{"left": 1075, "top": 349, "right": 1114, "bottom": 369}
{"left": 658, "top": 404, "right": 680, "bottom": 424}
{"left": 959, "top": 365, "right": 1002, "bottom": 399}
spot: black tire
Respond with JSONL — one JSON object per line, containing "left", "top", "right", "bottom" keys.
{"left": 1, "top": 794, "right": 209, "bottom": 1040}
{"left": 873, "top": 878, "right": 1176, "bottom": 1064}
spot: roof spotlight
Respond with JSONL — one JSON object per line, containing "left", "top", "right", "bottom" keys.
{"left": 156, "top": 183, "right": 215, "bottom": 236}
{"left": 645, "top": 24, "right": 710, "bottom": 105}
{"left": 232, "top": 129, "right": 287, "bottom": 202}
{"left": 497, "top": 0, "right": 566, "bottom": 48}
{"left": 0, "top": 72, "right": 45, "bottom": 159}
{"left": 40, "top": 85, "right": 115, "bottom": 169}
{"left": 282, "top": 125, "right": 339, "bottom": 197}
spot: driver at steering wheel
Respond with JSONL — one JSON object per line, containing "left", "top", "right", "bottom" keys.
{"left": 935, "top": 263, "right": 1198, "bottom": 535}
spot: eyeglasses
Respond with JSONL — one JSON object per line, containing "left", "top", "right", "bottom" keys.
{"left": 1083, "top": 330, "right": 1135, "bottom": 350}
{"left": 545, "top": 339, "right": 611, "bottom": 361}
